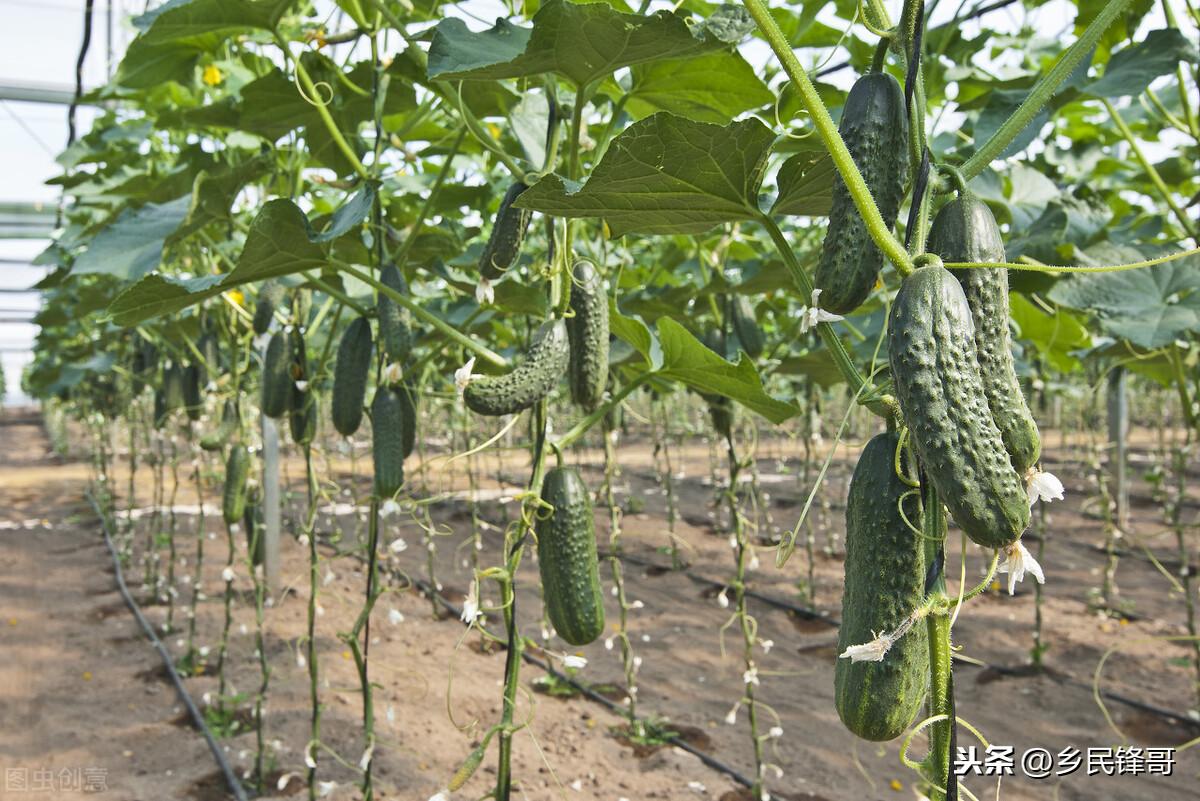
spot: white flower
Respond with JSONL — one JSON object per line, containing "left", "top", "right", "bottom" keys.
{"left": 295, "top": 380, "right": 309, "bottom": 393}
{"left": 389, "top": 537, "right": 408, "bottom": 553}
{"left": 388, "top": 608, "right": 404, "bottom": 625}
{"left": 297, "top": 652, "right": 306, "bottom": 669}
{"left": 688, "top": 782, "right": 707, "bottom": 793}
{"left": 724, "top": 704, "right": 739, "bottom": 725}
{"left": 428, "top": 792, "right": 450, "bottom": 801}
{"left": 221, "top": 567, "right": 235, "bottom": 583}
{"left": 839, "top": 633, "right": 892, "bottom": 663}
{"left": 199, "top": 646, "right": 210, "bottom": 657}
{"left": 304, "top": 742, "right": 317, "bottom": 769}
{"left": 318, "top": 781, "right": 338, "bottom": 797}
{"left": 769, "top": 726, "right": 783, "bottom": 738}
{"left": 323, "top": 568, "right": 336, "bottom": 586}
{"left": 455, "top": 357, "right": 476, "bottom": 395}
{"left": 276, "top": 772, "right": 301, "bottom": 791}
{"left": 997, "top": 539, "right": 1045, "bottom": 595}
{"left": 383, "top": 361, "right": 404, "bottom": 385}
{"left": 562, "top": 654, "right": 587, "bottom": 670}
{"left": 629, "top": 600, "right": 644, "bottom": 609}
{"left": 358, "top": 743, "right": 374, "bottom": 770}
{"left": 760, "top": 639, "right": 774, "bottom": 654}
{"left": 476, "top": 278, "right": 495, "bottom": 306}
{"left": 798, "top": 289, "right": 844, "bottom": 333}
{"left": 1026, "top": 469, "right": 1065, "bottom": 507}
{"left": 461, "top": 581, "right": 481, "bottom": 624}
{"left": 381, "top": 499, "right": 401, "bottom": 518}
{"left": 743, "top": 666, "right": 760, "bottom": 686}
{"left": 716, "top": 589, "right": 729, "bottom": 609}
{"left": 604, "top": 636, "right": 615, "bottom": 651}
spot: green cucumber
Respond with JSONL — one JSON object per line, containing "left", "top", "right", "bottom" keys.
{"left": 183, "top": 364, "right": 203, "bottom": 422}
{"left": 814, "top": 72, "right": 910, "bottom": 314}
{"left": 260, "top": 330, "right": 292, "bottom": 419}
{"left": 244, "top": 485, "right": 265, "bottom": 567}
{"left": 253, "top": 281, "right": 283, "bottom": 335}
{"left": 377, "top": 265, "right": 414, "bottom": 363}
{"left": 835, "top": 431, "right": 928, "bottom": 741}
{"left": 928, "top": 193, "right": 1041, "bottom": 475}
{"left": 567, "top": 260, "right": 609, "bottom": 412}
{"left": 479, "top": 182, "right": 533, "bottom": 280}
{"left": 536, "top": 467, "right": 605, "bottom": 646}
{"left": 332, "top": 317, "right": 373, "bottom": 436}
{"left": 372, "top": 385, "right": 407, "bottom": 497}
{"left": 288, "top": 332, "right": 317, "bottom": 446}
{"left": 730, "top": 296, "right": 765, "bottom": 358}
{"left": 397, "top": 382, "right": 417, "bottom": 459}
{"left": 223, "top": 445, "right": 251, "bottom": 526}
{"left": 463, "top": 320, "right": 569, "bottom": 416}
{"left": 201, "top": 401, "right": 239, "bottom": 451}
{"left": 888, "top": 265, "right": 1030, "bottom": 548}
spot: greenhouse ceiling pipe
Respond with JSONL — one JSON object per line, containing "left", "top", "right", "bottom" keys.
{"left": 0, "top": 81, "right": 81, "bottom": 105}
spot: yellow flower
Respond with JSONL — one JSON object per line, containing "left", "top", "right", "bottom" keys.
{"left": 82, "top": 671, "right": 93, "bottom": 681}
{"left": 202, "top": 64, "right": 223, "bottom": 87}
{"left": 889, "top": 779, "right": 903, "bottom": 791}
{"left": 226, "top": 289, "right": 245, "bottom": 307}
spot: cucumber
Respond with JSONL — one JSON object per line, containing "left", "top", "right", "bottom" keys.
{"left": 479, "top": 182, "right": 533, "bottom": 280}
{"left": 536, "top": 467, "right": 605, "bottom": 646}
{"left": 835, "top": 431, "right": 928, "bottom": 741}
{"left": 253, "top": 281, "right": 283, "bottom": 335}
{"left": 463, "top": 320, "right": 569, "bottom": 416}
{"left": 153, "top": 389, "right": 168, "bottom": 430}
{"left": 288, "top": 332, "right": 317, "bottom": 446}
{"left": 928, "top": 193, "right": 1041, "bottom": 475}
{"left": 567, "top": 260, "right": 609, "bottom": 411}
{"left": 223, "top": 445, "right": 251, "bottom": 526}
{"left": 813, "top": 72, "right": 910, "bottom": 314}
{"left": 331, "top": 317, "right": 373, "bottom": 437}
{"left": 730, "top": 296, "right": 765, "bottom": 358}
{"left": 260, "top": 330, "right": 292, "bottom": 419}
{"left": 397, "top": 382, "right": 417, "bottom": 459}
{"left": 243, "top": 485, "right": 265, "bottom": 567}
{"left": 888, "top": 265, "right": 1030, "bottom": 548}
{"left": 372, "top": 385, "right": 407, "bottom": 497}
{"left": 198, "top": 332, "right": 221, "bottom": 381}
{"left": 377, "top": 265, "right": 414, "bottom": 363}
{"left": 182, "top": 364, "right": 203, "bottom": 422}
{"left": 201, "top": 400, "right": 239, "bottom": 451}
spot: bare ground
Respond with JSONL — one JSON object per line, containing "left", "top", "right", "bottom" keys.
{"left": 0, "top": 412, "right": 1197, "bottom": 801}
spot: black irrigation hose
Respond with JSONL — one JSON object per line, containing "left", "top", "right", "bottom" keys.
{"left": 87, "top": 492, "right": 250, "bottom": 801}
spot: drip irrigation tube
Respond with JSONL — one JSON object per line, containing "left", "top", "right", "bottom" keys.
{"left": 87, "top": 491, "right": 250, "bottom": 801}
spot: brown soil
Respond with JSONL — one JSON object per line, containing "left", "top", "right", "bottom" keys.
{"left": 0, "top": 413, "right": 1197, "bottom": 801}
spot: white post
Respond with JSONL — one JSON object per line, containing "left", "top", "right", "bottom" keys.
{"left": 261, "top": 411, "right": 282, "bottom": 593}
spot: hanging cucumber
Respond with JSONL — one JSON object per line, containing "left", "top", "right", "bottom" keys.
{"left": 331, "top": 317, "right": 373, "bottom": 437}
{"left": 928, "top": 193, "right": 1041, "bottom": 475}
{"left": 730, "top": 296, "right": 765, "bottom": 358}
{"left": 288, "top": 332, "right": 317, "bottom": 446}
{"left": 377, "top": 265, "right": 414, "bottom": 363}
{"left": 478, "top": 182, "right": 532, "bottom": 280}
{"left": 835, "top": 431, "right": 928, "bottom": 741}
{"left": 813, "top": 72, "right": 910, "bottom": 314}
{"left": 463, "top": 320, "right": 569, "bottom": 416}
{"left": 567, "top": 260, "right": 609, "bottom": 412}
{"left": 260, "top": 330, "right": 292, "bottom": 419}
{"left": 201, "top": 400, "right": 239, "bottom": 451}
{"left": 222, "top": 445, "right": 251, "bottom": 526}
{"left": 536, "top": 467, "right": 605, "bottom": 646}
{"left": 372, "top": 385, "right": 408, "bottom": 497}
{"left": 252, "top": 281, "right": 284, "bottom": 335}
{"left": 888, "top": 265, "right": 1029, "bottom": 548}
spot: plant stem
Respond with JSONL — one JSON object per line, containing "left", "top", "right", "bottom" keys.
{"left": 959, "top": 0, "right": 1136, "bottom": 179}
{"left": 743, "top": 0, "right": 914, "bottom": 274}
{"left": 304, "top": 446, "right": 321, "bottom": 800}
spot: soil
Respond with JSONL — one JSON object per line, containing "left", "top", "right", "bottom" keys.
{"left": 0, "top": 411, "right": 1197, "bottom": 801}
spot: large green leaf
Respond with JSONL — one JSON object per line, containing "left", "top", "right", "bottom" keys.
{"left": 625, "top": 51, "right": 773, "bottom": 124}
{"left": 1009, "top": 294, "right": 1091, "bottom": 372}
{"left": 134, "top": 0, "right": 294, "bottom": 46}
{"left": 655, "top": 318, "right": 796, "bottom": 423}
{"left": 428, "top": 0, "right": 723, "bottom": 86}
{"left": 608, "top": 299, "right": 662, "bottom": 369}
{"left": 1047, "top": 243, "right": 1200, "bottom": 348}
{"left": 517, "top": 113, "right": 775, "bottom": 236}
{"left": 108, "top": 199, "right": 327, "bottom": 325}
{"left": 71, "top": 196, "right": 191, "bottom": 281}
{"left": 1084, "top": 29, "right": 1199, "bottom": 98}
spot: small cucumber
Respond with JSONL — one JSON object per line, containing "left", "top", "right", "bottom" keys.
{"left": 201, "top": 401, "right": 239, "bottom": 451}
{"left": 377, "top": 265, "right": 414, "bottom": 363}
{"left": 464, "top": 320, "right": 569, "bottom": 416}
{"left": 888, "top": 265, "right": 1030, "bottom": 548}
{"left": 479, "top": 182, "right": 533, "bottom": 280}
{"left": 252, "top": 281, "right": 283, "bottom": 335}
{"left": 182, "top": 364, "right": 203, "bottom": 422}
{"left": 223, "top": 445, "right": 251, "bottom": 526}
{"left": 260, "top": 330, "right": 292, "bottom": 419}
{"left": 730, "top": 296, "right": 765, "bottom": 358}
{"left": 567, "top": 260, "right": 609, "bottom": 412}
{"left": 331, "top": 317, "right": 373, "bottom": 437}
{"left": 536, "top": 467, "right": 605, "bottom": 646}
{"left": 372, "top": 385, "right": 408, "bottom": 497}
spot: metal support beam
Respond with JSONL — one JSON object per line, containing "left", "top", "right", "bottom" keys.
{"left": 0, "top": 81, "right": 83, "bottom": 106}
